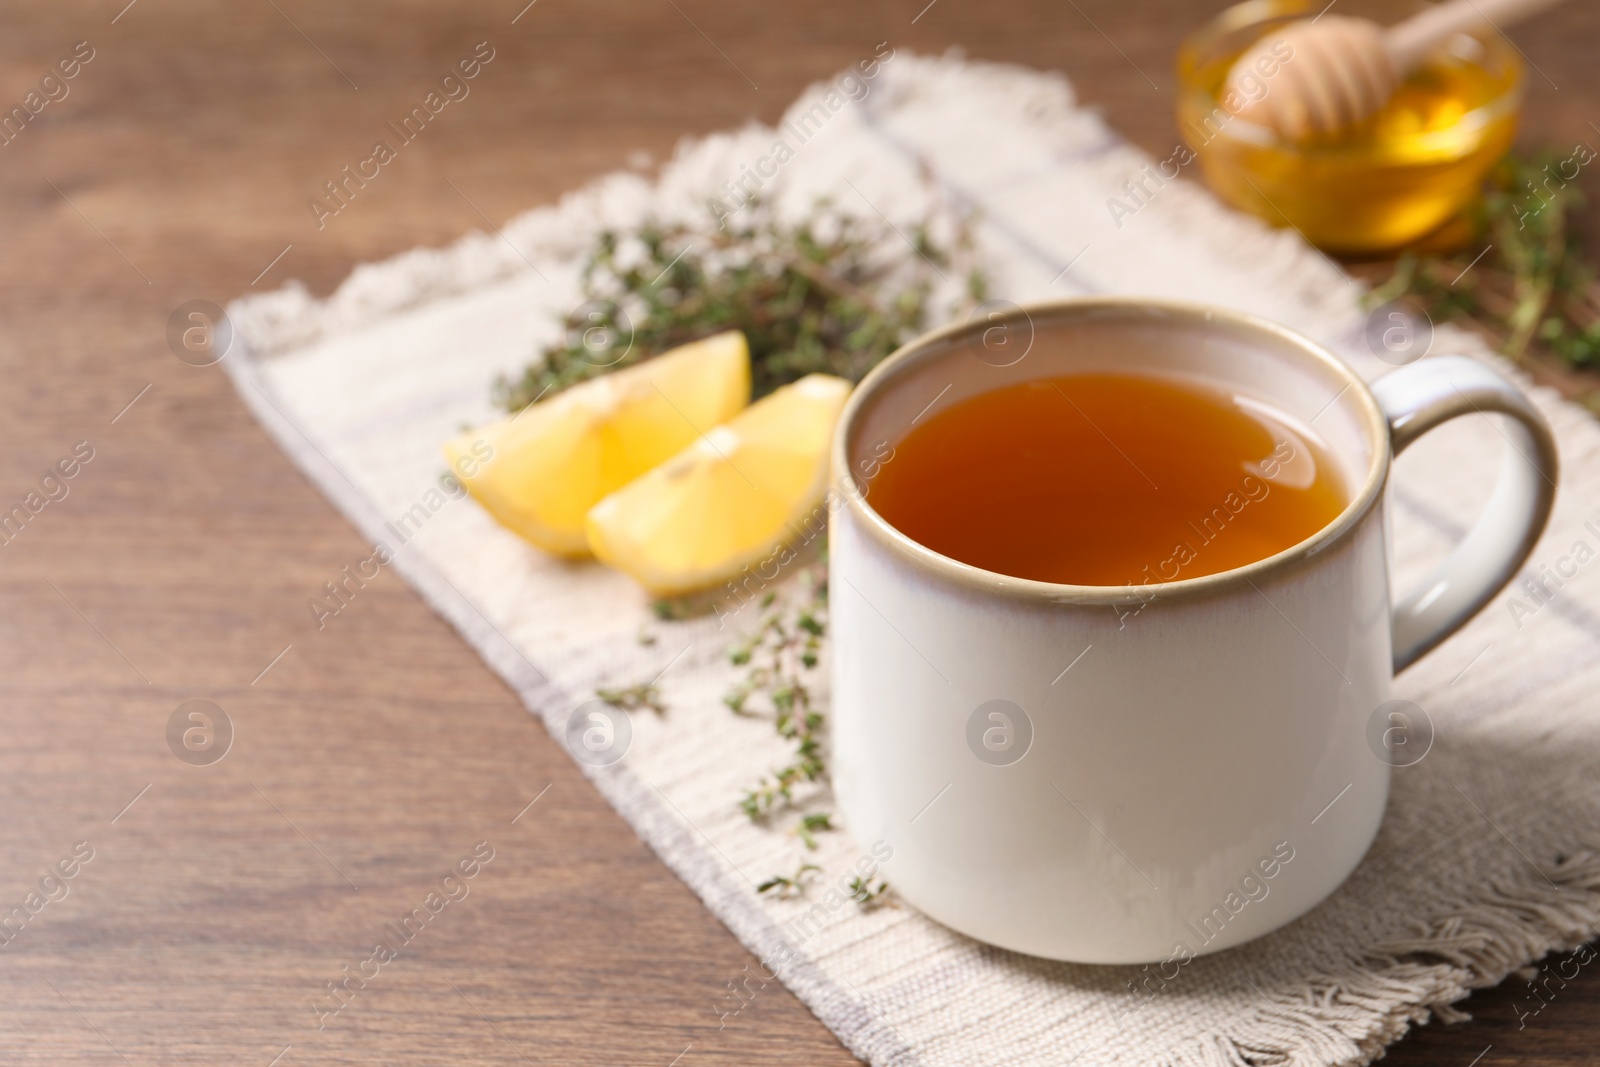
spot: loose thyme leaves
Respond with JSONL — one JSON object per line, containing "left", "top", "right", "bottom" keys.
{"left": 848, "top": 876, "right": 893, "bottom": 910}
{"left": 756, "top": 863, "right": 821, "bottom": 899}
{"left": 596, "top": 681, "right": 666, "bottom": 717}
{"left": 727, "top": 561, "right": 830, "bottom": 829}
{"left": 794, "top": 812, "right": 834, "bottom": 851}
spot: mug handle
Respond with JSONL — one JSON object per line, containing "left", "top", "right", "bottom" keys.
{"left": 1370, "top": 355, "right": 1559, "bottom": 673}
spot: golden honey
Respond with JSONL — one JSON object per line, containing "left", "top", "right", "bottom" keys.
{"left": 1177, "top": 0, "right": 1523, "bottom": 255}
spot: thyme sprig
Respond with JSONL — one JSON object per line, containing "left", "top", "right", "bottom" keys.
{"left": 1366, "top": 151, "right": 1600, "bottom": 371}
{"left": 494, "top": 196, "right": 986, "bottom": 412}
{"left": 726, "top": 562, "right": 830, "bottom": 830}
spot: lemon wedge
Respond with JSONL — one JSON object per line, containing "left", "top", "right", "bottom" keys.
{"left": 586, "top": 373, "right": 853, "bottom": 596}
{"left": 443, "top": 331, "right": 750, "bottom": 556}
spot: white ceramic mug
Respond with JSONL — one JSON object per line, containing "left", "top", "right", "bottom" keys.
{"left": 829, "top": 298, "right": 1557, "bottom": 963}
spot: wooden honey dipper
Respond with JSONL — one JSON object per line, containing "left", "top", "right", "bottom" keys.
{"left": 1227, "top": 0, "right": 1566, "bottom": 141}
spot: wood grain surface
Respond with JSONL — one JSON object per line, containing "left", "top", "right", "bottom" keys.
{"left": 0, "top": 1, "right": 1595, "bottom": 1064}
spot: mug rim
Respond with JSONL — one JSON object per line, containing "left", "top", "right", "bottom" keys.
{"left": 831, "top": 296, "right": 1391, "bottom": 605}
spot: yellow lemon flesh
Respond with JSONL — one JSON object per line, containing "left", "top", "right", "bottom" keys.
{"left": 443, "top": 331, "right": 750, "bottom": 556}
{"left": 586, "top": 373, "right": 853, "bottom": 596}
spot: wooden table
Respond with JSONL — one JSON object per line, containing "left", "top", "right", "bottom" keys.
{"left": 1, "top": 1, "right": 1595, "bottom": 1063}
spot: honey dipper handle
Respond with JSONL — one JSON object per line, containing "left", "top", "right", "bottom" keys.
{"left": 1385, "top": 0, "right": 1567, "bottom": 75}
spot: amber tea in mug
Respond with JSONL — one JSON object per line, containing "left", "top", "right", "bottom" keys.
{"left": 830, "top": 298, "right": 1558, "bottom": 963}
{"left": 866, "top": 372, "right": 1348, "bottom": 586}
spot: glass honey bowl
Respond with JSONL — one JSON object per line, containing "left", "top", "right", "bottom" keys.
{"left": 1176, "top": 0, "right": 1524, "bottom": 255}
